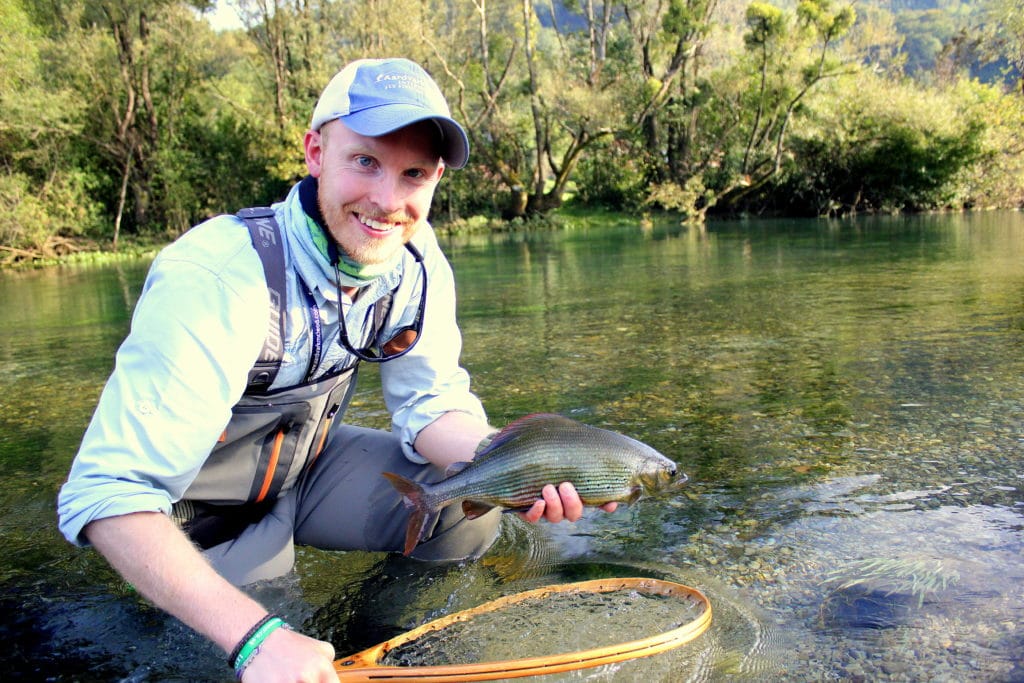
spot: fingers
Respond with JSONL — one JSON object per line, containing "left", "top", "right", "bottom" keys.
{"left": 517, "top": 499, "right": 546, "bottom": 524}
{"left": 556, "top": 482, "right": 583, "bottom": 522}
{"left": 520, "top": 484, "right": 580, "bottom": 523}
{"left": 542, "top": 483, "right": 566, "bottom": 521}
{"left": 516, "top": 484, "right": 619, "bottom": 524}
{"left": 515, "top": 488, "right": 560, "bottom": 523}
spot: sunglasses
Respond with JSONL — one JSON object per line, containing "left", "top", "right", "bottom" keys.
{"left": 336, "top": 242, "right": 427, "bottom": 362}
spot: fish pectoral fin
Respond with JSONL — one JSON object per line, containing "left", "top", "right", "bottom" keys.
{"left": 624, "top": 485, "right": 644, "bottom": 504}
{"left": 462, "top": 500, "right": 497, "bottom": 519}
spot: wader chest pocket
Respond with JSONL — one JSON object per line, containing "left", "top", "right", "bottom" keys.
{"left": 189, "top": 401, "right": 314, "bottom": 505}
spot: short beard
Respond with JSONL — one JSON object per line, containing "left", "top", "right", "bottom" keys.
{"left": 319, "top": 197, "right": 417, "bottom": 265}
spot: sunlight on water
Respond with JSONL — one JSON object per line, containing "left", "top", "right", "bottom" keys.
{"left": 2, "top": 213, "right": 1021, "bottom": 680}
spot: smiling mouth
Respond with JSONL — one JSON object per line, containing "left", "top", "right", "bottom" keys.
{"left": 357, "top": 213, "right": 402, "bottom": 234}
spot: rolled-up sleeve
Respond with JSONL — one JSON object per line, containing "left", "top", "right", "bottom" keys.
{"left": 380, "top": 230, "right": 486, "bottom": 464}
{"left": 57, "top": 222, "right": 267, "bottom": 545}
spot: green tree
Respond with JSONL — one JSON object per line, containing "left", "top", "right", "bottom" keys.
{"left": 895, "top": 8, "right": 958, "bottom": 79}
{"left": 5, "top": 0, "right": 288, "bottom": 251}
{"left": 517, "top": 0, "right": 622, "bottom": 214}
{"left": 777, "top": 71, "right": 990, "bottom": 214}
{"left": 421, "top": 0, "right": 623, "bottom": 218}
{"left": 623, "top": 0, "right": 719, "bottom": 183}
{"left": 722, "top": 0, "right": 855, "bottom": 210}
{"left": 977, "top": 0, "right": 1024, "bottom": 94}
{"left": 0, "top": 0, "right": 101, "bottom": 258}
{"left": 75, "top": 0, "right": 177, "bottom": 242}
{"left": 432, "top": 0, "right": 534, "bottom": 217}
{"left": 3, "top": 0, "right": 1022, "bottom": 260}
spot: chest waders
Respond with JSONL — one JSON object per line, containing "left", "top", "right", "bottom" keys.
{"left": 171, "top": 208, "right": 390, "bottom": 549}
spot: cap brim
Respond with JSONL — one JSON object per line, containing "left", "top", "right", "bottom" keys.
{"left": 342, "top": 105, "right": 470, "bottom": 169}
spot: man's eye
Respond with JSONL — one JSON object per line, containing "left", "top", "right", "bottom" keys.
{"left": 356, "top": 155, "right": 374, "bottom": 167}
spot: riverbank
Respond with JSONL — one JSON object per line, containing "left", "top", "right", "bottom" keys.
{"left": 0, "top": 210, "right": 573, "bottom": 269}
{"left": 0, "top": 235, "right": 164, "bottom": 269}
{"left": 4, "top": 205, "right": 1019, "bottom": 270}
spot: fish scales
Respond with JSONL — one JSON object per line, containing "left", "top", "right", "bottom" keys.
{"left": 429, "top": 447, "right": 638, "bottom": 507}
{"left": 381, "top": 413, "right": 684, "bottom": 555}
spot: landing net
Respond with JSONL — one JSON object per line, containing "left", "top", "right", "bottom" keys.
{"left": 334, "top": 577, "right": 712, "bottom": 681}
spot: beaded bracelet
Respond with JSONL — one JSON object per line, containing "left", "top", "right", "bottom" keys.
{"left": 227, "top": 614, "right": 286, "bottom": 671}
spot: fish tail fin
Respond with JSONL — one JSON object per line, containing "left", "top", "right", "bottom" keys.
{"left": 382, "top": 472, "right": 432, "bottom": 556}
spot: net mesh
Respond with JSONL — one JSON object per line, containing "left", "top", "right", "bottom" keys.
{"left": 379, "top": 586, "right": 704, "bottom": 667}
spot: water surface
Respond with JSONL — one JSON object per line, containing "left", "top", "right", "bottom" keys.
{"left": 1, "top": 212, "right": 1021, "bottom": 680}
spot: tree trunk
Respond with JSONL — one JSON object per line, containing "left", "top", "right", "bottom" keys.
{"left": 113, "top": 149, "right": 133, "bottom": 252}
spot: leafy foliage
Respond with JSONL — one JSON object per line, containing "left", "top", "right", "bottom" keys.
{"left": 0, "top": 0, "right": 1021, "bottom": 261}
{"left": 772, "top": 72, "right": 998, "bottom": 214}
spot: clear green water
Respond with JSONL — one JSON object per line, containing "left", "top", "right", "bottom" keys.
{"left": 1, "top": 212, "right": 1021, "bottom": 681}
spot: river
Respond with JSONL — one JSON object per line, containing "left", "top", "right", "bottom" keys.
{"left": 1, "top": 211, "right": 1021, "bottom": 681}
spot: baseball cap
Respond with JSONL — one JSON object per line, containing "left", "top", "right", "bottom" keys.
{"left": 310, "top": 58, "right": 470, "bottom": 169}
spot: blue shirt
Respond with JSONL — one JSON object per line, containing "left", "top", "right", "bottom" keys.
{"left": 57, "top": 181, "right": 486, "bottom": 546}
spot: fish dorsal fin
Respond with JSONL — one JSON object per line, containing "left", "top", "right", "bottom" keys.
{"left": 476, "top": 413, "right": 575, "bottom": 459}
{"left": 444, "top": 461, "right": 472, "bottom": 478}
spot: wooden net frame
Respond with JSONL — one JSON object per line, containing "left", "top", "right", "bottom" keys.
{"left": 334, "top": 577, "right": 712, "bottom": 681}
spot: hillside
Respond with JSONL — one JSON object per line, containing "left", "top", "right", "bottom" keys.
{"left": 540, "top": 0, "right": 1017, "bottom": 86}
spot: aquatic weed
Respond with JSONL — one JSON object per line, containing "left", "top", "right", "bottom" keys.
{"left": 822, "top": 557, "right": 960, "bottom": 608}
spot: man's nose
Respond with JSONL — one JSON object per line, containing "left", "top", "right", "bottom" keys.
{"left": 367, "top": 174, "right": 406, "bottom": 215}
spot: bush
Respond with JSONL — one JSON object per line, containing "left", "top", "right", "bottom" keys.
{"left": 569, "top": 138, "right": 650, "bottom": 210}
{"left": 0, "top": 170, "right": 103, "bottom": 255}
{"left": 773, "top": 72, "right": 991, "bottom": 215}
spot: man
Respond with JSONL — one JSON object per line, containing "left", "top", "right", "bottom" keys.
{"left": 57, "top": 58, "right": 612, "bottom": 682}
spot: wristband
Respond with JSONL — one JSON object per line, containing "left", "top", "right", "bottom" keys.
{"left": 227, "top": 614, "right": 285, "bottom": 670}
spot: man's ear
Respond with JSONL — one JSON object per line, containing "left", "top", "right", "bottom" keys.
{"left": 304, "top": 130, "right": 324, "bottom": 178}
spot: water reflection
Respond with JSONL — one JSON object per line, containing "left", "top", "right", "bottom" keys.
{"left": 1, "top": 213, "right": 1022, "bottom": 680}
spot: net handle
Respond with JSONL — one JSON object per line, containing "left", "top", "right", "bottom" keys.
{"left": 333, "top": 577, "right": 712, "bottom": 682}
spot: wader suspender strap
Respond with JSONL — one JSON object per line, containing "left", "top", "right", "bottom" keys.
{"left": 238, "top": 207, "right": 287, "bottom": 393}
{"left": 237, "top": 206, "right": 397, "bottom": 392}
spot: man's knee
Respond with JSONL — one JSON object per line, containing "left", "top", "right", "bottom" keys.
{"left": 202, "top": 495, "right": 298, "bottom": 585}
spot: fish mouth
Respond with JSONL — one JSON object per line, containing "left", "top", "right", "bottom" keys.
{"left": 664, "top": 470, "right": 688, "bottom": 490}
{"left": 640, "top": 467, "right": 687, "bottom": 492}
{"left": 664, "top": 462, "right": 687, "bottom": 486}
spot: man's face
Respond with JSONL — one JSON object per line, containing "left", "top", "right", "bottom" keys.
{"left": 304, "top": 119, "right": 445, "bottom": 266}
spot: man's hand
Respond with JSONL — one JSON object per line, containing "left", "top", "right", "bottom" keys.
{"left": 518, "top": 482, "right": 618, "bottom": 523}
{"left": 85, "top": 513, "right": 337, "bottom": 682}
{"left": 239, "top": 627, "right": 336, "bottom": 682}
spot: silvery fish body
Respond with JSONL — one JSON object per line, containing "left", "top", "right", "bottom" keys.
{"left": 383, "top": 413, "right": 684, "bottom": 555}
